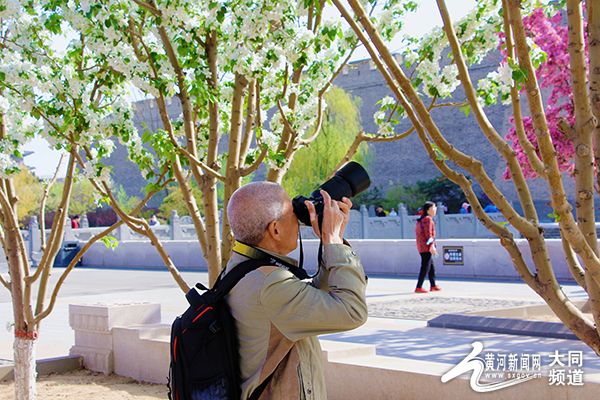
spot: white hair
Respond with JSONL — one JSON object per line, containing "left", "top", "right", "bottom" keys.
{"left": 228, "top": 182, "right": 288, "bottom": 245}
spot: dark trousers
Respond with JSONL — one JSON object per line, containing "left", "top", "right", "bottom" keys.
{"left": 416, "top": 252, "right": 436, "bottom": 289}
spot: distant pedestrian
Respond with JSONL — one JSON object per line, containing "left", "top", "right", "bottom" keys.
{"left": 389, "top": 208, "right": 398, "bottom": 216}
{"left": 415, "top": 201, "right": 441, "bottom": 293}
{"left": 460, "top": 202, "right": 470, "bottom": 214}
{"left": 71, "top": 215, "right": 80, "bottom": 229}
{"left": 484, "top": 203, "right": 499, "bottom": 213}
{"left": 416, "top": 207, "right": 423, "bottom": 216}
{"left": 375, "top": 205, "right": 386, "bottom": 217}
{"left": 149, "top": 215, "right": 160, "bottom": 226}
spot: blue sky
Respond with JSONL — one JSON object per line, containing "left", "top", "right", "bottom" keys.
{"left": 22, "top": 0, "right": 476, "bottom": 178}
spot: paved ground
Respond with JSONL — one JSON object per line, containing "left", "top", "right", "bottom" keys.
{"left": 1, "top": 263, "right": 599, "bottom": 385}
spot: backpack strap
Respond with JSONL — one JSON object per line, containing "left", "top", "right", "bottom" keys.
{"left": 185, "top": 258, "right": 270, "bottom": 307}
{"left": 214, "top": 258, "right": 271, "bottom": 297}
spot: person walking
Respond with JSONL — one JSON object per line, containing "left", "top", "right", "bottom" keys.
{"left": 149, "top": 215, "right": 160, "bottom": 226}
{"left": 460, "top": 202, "right": 470, "bottom": 214}
{"left": 415, "top": 201, "right": 441, "bottom": 293}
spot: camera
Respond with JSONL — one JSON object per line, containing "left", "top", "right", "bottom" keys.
{"left": 292, "top": 162, "right": 371, "bottom": 226}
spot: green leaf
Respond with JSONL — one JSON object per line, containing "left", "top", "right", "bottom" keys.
{"left": 100, "top": 236, "right": 119, "bottom": 250}
{"left": 216, "top": 6, "right": 227, "bottom": 23}
{"left": 547, "top": 211, "right": 561, "bottom": 222}
{"left": 431, "top": 142, "right": 448, "bottom": 161}
{"left": 461, "top": 103, "right": 471, "bottom": 117}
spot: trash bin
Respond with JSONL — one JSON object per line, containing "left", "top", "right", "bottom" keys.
{"left": 53, "top": 241, "right": 82, "bottom": 268}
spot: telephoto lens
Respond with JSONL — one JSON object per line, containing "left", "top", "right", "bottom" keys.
{"left": 292, "top": 161, "right": 371, "bottom": 226}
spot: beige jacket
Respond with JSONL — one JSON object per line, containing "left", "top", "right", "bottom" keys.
{"left": 225, "top": 243, "right": 368, "bottom": 400}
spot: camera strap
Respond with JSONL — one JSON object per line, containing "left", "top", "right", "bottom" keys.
{"left": 232, "top": 240, "right": 311, "bottom": 280}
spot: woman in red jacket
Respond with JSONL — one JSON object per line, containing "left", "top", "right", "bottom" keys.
{"left": 415, "top": 202, "right": 441, "bottom": 293}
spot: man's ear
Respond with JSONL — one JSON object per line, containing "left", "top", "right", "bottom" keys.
{"left": 267, "top": 220, "right": 281, "bottom": 242}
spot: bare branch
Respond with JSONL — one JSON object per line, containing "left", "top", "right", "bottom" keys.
{"left": 178, "top": 148, "right": 226, "bottom": 182}
{"left": 35, "top": 176, "right": 179, "bottom": 322}
{"left": 430, "top": 101, "right": 467, "bottom": 108}
{"left": 276, "top": 99, "right": 298, "bottom": 140}
{"left": 127, "top": 19, "right": 147, "bottom": 62}
{"left": 0, "top": 273, "right": 9, "bottom": 291}
{"left": 130, "top": 0, "right": 161, "bottom": 16}
{"left": 239, "top": 80, "right": 257, "bottom": 166}
{"left": 297, "top": 40, "right": 360, "bottom": 149}
{"left": 106, "top": 182, "right": 191, "bottom": 292}
{"left": 240, "top": 146, "right": 268, "bottom": 177}
{"left": 39, "top": 153, "right": 66, "bottom": 250}
{"left": 27, "top": 151, "right": 77, "bottom": 285}
{"left": 31, "top": 149, "right": 77, "bottom": 321}
{"left": 171, "top": 160, "right": 209, "bottom": 257}
{"left": 561, "top": 232, "right": 587, "bottom": 290}
{"left": 413, "top": 105, "right": 538, "bottom": 285}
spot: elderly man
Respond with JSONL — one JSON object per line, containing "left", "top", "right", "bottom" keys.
{"left": 225, "top": 182, "right": 368, "bottom": 400}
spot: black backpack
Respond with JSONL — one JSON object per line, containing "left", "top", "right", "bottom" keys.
{"left": 168, "top": 259, "right": 270, "bottom": 400}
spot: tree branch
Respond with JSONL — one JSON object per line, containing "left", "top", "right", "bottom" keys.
{"left": 240, "top": 146, "right": 268, "bottom": 177}
{"left": 0, "top": 272, "right": 9, "bottom": 291}
{"left": 130, "top": 0, "right": 161, "bottom": 16}
{"left": 171, "top": 160, "right": 209, "bottom": 257}
{"left": 35, "top": 175, "right": 179, "bottom": 322}
{"left": 31, "top": 149, "right": 77, "bottom": 320}
{"left": 39, "top": 154, "right": 66, "bottom": 250}
{"left": 177, "top": 148, "right": 226, "bottom": 182}
{"left": 27, "top": 151, "right": 77, "bottom": 285}
{"left": 561, "top": 231, "right": 587, "bottom": 290}
{"left": 239, "top": 79, "right": 257, "bottom": 166}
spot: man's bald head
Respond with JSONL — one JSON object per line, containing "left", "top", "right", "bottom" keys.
{"left": 228, "top": 182, "right": 289, "bottom": 246}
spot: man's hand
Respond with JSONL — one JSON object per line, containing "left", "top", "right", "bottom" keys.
{"left": 305, "top": 190, "right": 349, "bottom": 245}
{"left": 338, "top": 196, "right": 352, "bottom": 240}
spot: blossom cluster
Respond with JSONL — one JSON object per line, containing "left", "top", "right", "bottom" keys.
{"left": 403, "top": 0, "right": 504, "bottom": 100}
{"left": 502, "top": 6, "right": 576, "bottom": 180}
{"left": 402, "top": 0, "right": 545, "bottom": 105}
{"left": 0, "top": 0, "right": 152, "bottom": 186}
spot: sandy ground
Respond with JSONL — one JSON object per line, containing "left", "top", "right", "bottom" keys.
{"left": 0, "top": 369, "right": 168, "bottom": 399}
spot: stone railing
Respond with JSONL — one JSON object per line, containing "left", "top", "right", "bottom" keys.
{"left": 24, "top": 203, "right": 522, "bottom": 265}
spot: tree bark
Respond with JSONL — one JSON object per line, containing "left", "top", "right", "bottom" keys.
{"left": 565, "top": 0, "right": 600, "bottom": 334}
{"left": 14, "top": 336, "right": 37, "bottom": 400}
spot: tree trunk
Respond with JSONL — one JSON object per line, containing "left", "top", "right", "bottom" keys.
{"left": 14, "top": 336, "right": 37, "bottom": 400}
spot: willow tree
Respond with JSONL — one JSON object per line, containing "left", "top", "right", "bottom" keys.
{"left": 282, "top": 85, "right": 366, "bottom": 196}
{"left": 335, "top": 0, "right": 600, "bottom": 354}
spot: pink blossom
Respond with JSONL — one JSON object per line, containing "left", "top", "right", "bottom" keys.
{"left": 501, "top": 8, "right": 582, "bottom": 180}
